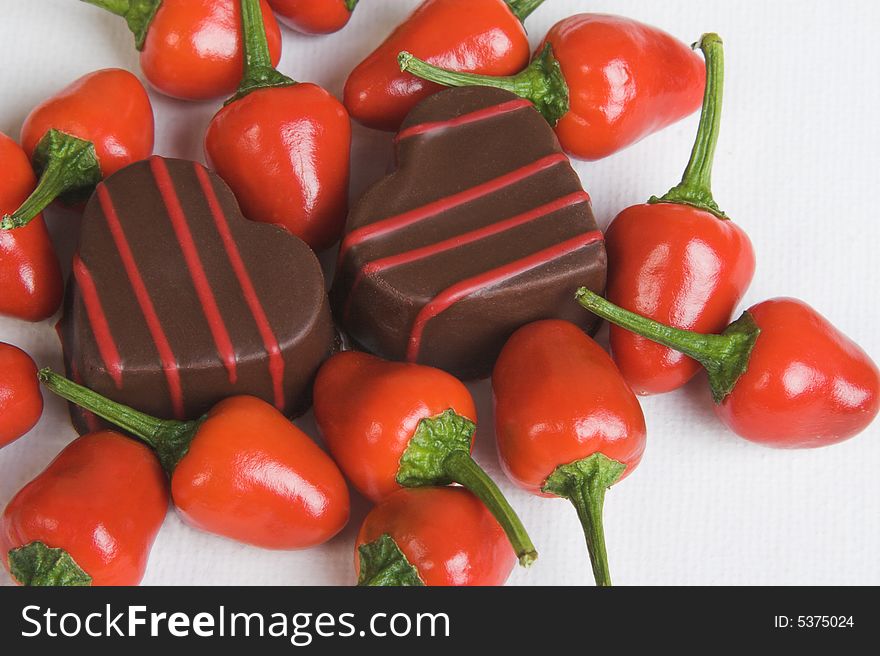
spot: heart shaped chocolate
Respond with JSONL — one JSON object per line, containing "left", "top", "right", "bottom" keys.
{"left": 331, "top": 87, "right": 607, "bottom": 379}
{"left": 59, "top": 156, "right": 334, "bottom": 432}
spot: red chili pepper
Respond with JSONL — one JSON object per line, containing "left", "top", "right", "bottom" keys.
{"left": 344, "top": 0, "right": 545, "bottom": 132}
{"left": 399, "top": 13, "right": 705, "bottom": 160}
{"left": 492, "top": 320, "right": 646, "bottom": 586}
{"left": 313, "top": 351, "right": 537, "bottom": 566}
{"left": 604, "top": 34, "right": 755, "bottom": 395}
{"left": 576, "top": 291, "right": 880, "bottom": 449}
{"left": 1, "top": 430, "right": 168, "bottom": 586}
{"left": 269, "top": 0, "right": 357, "bottom": 34}
{"left": 356, "top": 487, "right": 516, "bottom": 586}
{"left": 0, "top": 69, "right": 154, "bottom": 231}
{"left": 0, "top": 343, "right": 43, "bottom": 449}
{"left": 39, "top": 369, "right": 350, "bottom": 549}
{"left": 0, "top": 132, "right": 62, "bottom": 321}
{"left": 81, "top": 0, "right": 282, "bottom": 100}
{"left": 206, "top": 0, "right": 351, "bottom": 252}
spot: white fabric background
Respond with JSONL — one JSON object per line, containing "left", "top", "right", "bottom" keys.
{"left": 0, "top": 0, "right": 878, "bottom": 586}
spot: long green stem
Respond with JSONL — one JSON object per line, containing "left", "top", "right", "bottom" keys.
{"left": 444, "top": 450, "right": 538, "bottom": 567}
{"left": 38, "top": 368, "right": 198, "bottom": 474}
{"left": 40, "top": 369, "right": 164, "bottom": 445}
{"left": 1, "top": 130, "right": 101, "bottom": 230}
{"left": 1, "top": 159, "right": 67, "bottom": 230}
{"left": 575, "top": 288, "right": 760, "bottom": 402}
{"left": 397, "top": 410, "right": 537, "bottom": 567}
{"left": 543, "top": 453, "right": 625, "bottom": 587}
{"left": 399, "top": 44, "right": 570, "bottom": 125}
{"left": 505, "top": 0, "right": 546, "bottom": 22}
{"left": 80, "top": 0, "right": 162, "bottom": 50}
{"left": 566, "top": 477, "right": 613, "bottom": 586}
{"left": 227, "top": 0, "right": 295, "bottom": 104}
{"left": 649, "top": 33, "right": 727, "bottom": 217}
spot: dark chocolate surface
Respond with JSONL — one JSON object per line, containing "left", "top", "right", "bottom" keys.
{"left": 60, "top": 156, "right": 334, "bottom": 432}
{"left": 331, "top": 87, "right": 606, "bottom": 379}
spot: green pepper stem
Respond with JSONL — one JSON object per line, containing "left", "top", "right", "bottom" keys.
{"left": 1, "top": 130, "right": 102, "bottom": 230}
{"left": 227, "top": 0, "right": 296, "bottom": 105}
{"left": 396, "top": 410, "right": 538, "bottom": 567}
{"left": 8, "top": 542, "right": 92, "bottom": 587}
{"left": 80, "top": 0, "right": 162, "bottom": 50}
{"left": 542, "top": 453, "right": 625, "bottom": 587}
{"left": 576, "top": 288, "right": 731, "bottom": 365}
{"left": 443, "top": 449, "right": 538, "bottom": 567}
{"left": 398, "top": 44, "right": 570, "bottom": 126}
{"left": 649, "top": 33, "right": 727, "bottom": 218}
{"left": 344, "top": 0, "right": 359, "bottom": 11}
{"left": 40, "top": 368, "right": 165, "bottom": 446}
{"left": 575, "top": 288, "right": 761, "bottom": 403}
{"left": 1, "top": 157, "right": 68, "bottom": 230}
{"left": 357, "top": 534, "right": 425, "bottom": 587}
{"left": 38, "top": 368, "right": 198, "bottom": 474}
{"left": 505, "top": 0, "right": 546, "bottom": 22}
{"left": 566, "top": 477, "right": 612, "bottom": 586}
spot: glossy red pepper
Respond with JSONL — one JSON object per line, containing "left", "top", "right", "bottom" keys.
{"left": 356, "top": 487, "right": 516, "bottom": 586}
{"left": 344, "top": 0, "right": 545, "bottom": 132}
{"left": 206, "top": 0, "right": 351, "bottom": 252}
{"left": 400, "top": 13, "right": 705, "bottom": 160}
{"left": 39, "top": 370, "right": 350, "bottom": 549}
{"left": 2, "top": 430, "right": 168, "bottom": 586}
{"left": 604, "top": 34, "right": 755, "bottom": 395}
{"left": 0, "top": 132, "right": 62, "bottom": 321}
{"left": 269, "top": 0, "right": 357, "bottom": 34}
{"left": 0, "top": 69, "right": 154, "bottom": 231}
{"left": 576, "top": 291, "right": 880, "bottom": 449}
{"left": 81, "top": 0, "right": 282, "bottom": 100}
{"left": 0, "top": 343, "right": 43, "bottom": 448}
{"left": 492, "top": 320, "right": 646, "bottom": 586}
{"left": 314, "top": 351, "right": 536, "bottom": 566}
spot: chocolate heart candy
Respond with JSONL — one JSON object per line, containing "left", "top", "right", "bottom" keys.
{"left": 331, "top": 87, "right": 607, "bottom": 379}
{"left": 59, "top": 156, "right": 334, "bottom": 432}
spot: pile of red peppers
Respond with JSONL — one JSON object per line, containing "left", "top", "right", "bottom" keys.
{"left": 0, "top": 0, "right": 877, "bottom": 588}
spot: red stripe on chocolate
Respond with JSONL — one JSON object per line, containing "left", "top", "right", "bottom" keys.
{"left": 72, "top": 255, "right": 123, "bottom": 389}
{"left": 194, "top": 164, "right": 286, "bottom": 411}
{"left": 338, "top": 153, "right": 569, "bottom": 265}
{"left": 395, "top": 98, "right": 534, "bottom": 142}
{"left": 344, "top": 191, "right": 592, "bottom": 321}
{"left": 97, "top": 183, "right": 185, "bottom": 419}
{"left": 407, "top": 231, "right": 605, "bottom": 361}
{"left": 55, "top": 321, "right": 99, "bottom": 431}
{"left": 70, "top": 360, "right": 101, "bottom": 433}
{"left": 150, "top": 157, "right": 238, "bottom": 385}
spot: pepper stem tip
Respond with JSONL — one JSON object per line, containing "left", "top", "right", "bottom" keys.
{"left": 398, "top": 51, "right": 415, "bottom": 72}
{"left": 696, "top": 32, "right": 724, "bottom": 49}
